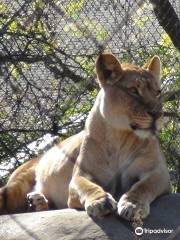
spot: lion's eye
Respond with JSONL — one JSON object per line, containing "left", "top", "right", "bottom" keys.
{"left": 129, "top": 87, "right": 139, "bottom": 96}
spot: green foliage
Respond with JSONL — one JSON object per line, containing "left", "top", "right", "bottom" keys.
{"left": 75, "top": 56, "right": 95, "bottom": 75}
{"left": 62, "top": 0, "right": 85, "bottom": 19}
{"left": 0, "top": 3, "right": 7, "bottom": 13}
{"left": 64, "top": 20, "right": 108, "bottom": 41}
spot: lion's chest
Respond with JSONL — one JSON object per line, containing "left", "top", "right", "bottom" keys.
{"left": 104, "top": 136, "right": 135, "bottom": 171}
{"left": 99, "top": 134, "right": 141, "bottom": 193}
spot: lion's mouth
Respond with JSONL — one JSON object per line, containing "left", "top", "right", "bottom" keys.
{"left": 130, "top": 122, "right": 157, "bottom": 135}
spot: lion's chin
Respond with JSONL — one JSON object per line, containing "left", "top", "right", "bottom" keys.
{"left": 133, "top": 128, "right": 159, "bottom": 139}
{"left": 130, "top": 119, "right": 163, "bottom": 139}
{"left": 133, "top": 129, "right": 152, "bottom": 139}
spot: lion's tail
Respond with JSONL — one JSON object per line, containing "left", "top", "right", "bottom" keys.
{"left": 0, "top": 157, "right": 40, "bottom": 214}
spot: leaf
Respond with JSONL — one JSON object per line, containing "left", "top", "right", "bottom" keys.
{"left": 160, "top": 33, "right": 172, "bottom": 47}
{"left": 0, "top": 3, "right": 7, "bottom": 13}
{"left": 63, "top": 0, "right": 85, "bottom": 18}
{"left": 10, "top": 65, "right": 20, "bottom": 80}
{"left": 75, "top": 56, "right": 94, "bottom": 74}
{"left": 132, "top": 3, "right": 148, "bottom": 29}
{"left": 162, "top": 67, "right": 171, "bottom": 78}
{"left": 133, "top": 16, "right": 148, "bottom": 28}
{"left": 8, "top": 21, "right": 18, "bottom": 32}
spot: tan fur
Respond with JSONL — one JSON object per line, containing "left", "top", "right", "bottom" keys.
{"left": 0, "top": 53, "right": 171, "bottom": 220}
{"left": 0, "top": 157, "right": 40, "bottom": 213}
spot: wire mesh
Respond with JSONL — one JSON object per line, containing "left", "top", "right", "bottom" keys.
{"left": 0, "top": 0, "right": 179, "bottom": 190}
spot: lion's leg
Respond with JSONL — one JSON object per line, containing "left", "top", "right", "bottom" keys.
{"left": 68, "top": 175, "right": 117, "bottom": 218}
{"left": 118, "top": 168, "right": 171, "bottom": 221}
{"left": 0, "top": 166, "right": 36, "bottom": 214}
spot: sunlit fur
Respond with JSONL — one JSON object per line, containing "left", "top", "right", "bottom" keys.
{"left": 0, "top": 54, "right": 170, "bottom": 220}
{"left": 98, "top": 61, "right": 163, "bottom": 139}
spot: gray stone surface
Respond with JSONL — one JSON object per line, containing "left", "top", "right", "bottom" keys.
{"left": 0, "top": 194, "right": 179, "bottom": 240}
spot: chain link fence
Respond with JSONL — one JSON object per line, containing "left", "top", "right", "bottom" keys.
{"left": 0, "top": 0, "right": 179, "bottom": 190}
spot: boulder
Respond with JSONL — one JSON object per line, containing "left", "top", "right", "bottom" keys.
{"left": 0, "top": 194, "right": 179, "bottom": 240}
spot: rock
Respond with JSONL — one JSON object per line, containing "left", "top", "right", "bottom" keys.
{"left": 0, "top": 194, "right": 179, "bottom": 240}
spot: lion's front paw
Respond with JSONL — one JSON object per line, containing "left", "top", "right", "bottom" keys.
{"left": 27, "top": 191, "right": 49, "bottom": 211}
{"left": 117, "top": 194, "right": 149, "bottom": 221}
{"left": 85, "top": 193, "right": 117, "bottom": 218}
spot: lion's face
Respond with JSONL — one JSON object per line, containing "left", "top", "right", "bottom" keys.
{"left": 96, "top": 53, "right": 163, "bottom": 138}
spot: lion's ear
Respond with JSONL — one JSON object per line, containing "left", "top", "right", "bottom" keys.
{"left": 96, "top": 53, "right": 123, "bottom": 87}
{"left": 144, "top": 55, "right": 161, "bottom": 86}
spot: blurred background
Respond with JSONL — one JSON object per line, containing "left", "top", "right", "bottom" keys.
{"left": 0, "top": 0, "right": 179, "bottom": 191}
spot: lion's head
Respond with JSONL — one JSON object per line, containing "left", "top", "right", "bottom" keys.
{"left": 96, "top": 53, "right": 163, "bottom": 139}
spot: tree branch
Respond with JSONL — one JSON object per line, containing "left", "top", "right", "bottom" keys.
{"left": 150, "top": 0, "right": 180, "bottom": 50}
{"left": 0, "top": 53, "right": 47, "bottom": 63}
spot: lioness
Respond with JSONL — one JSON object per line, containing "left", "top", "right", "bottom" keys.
{"left": 0, "top": 53, "right": 171, "bottom": 220}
